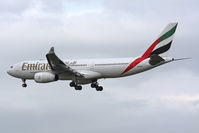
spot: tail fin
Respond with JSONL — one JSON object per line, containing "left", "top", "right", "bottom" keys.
{"left": 142, "top": 23, "right": 178, "bottom": 58}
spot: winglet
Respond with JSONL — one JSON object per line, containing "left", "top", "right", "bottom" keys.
{"left": 49, "top": 47, "right": 54, "bottom": 54}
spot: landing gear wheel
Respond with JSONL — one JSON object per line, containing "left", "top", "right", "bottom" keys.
{"left": 78, "top": 86, "right": 82, "bottom": 90}
{"left": 69, "top": 82, "right": 76, "bottom": 87}
{"left": 91, "top": 83, "right": 96, "bottom": 88}
{"left": 75, "top": 85, "right": 82, "bottom": 90}
{"left": 98, "top": 86, "right": 103, "bottom": 91}
{"left": 91, "top": 82, "right": 98, "bottom": 88}
{"left": 21, "top": 79, "right": 27, "bottom": 88}
{"left": 22, "top": 83, "right": 27, "bottom": 88}
{"left": 96, "top": 86, "right": 103, "bottom": 91}
{"left": 75, "top": 86, "right": 78, "bottom": 90}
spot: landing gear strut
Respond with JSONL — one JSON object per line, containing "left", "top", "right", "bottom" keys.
{"left": 22, "top": 79, "right": 27, "bottom": 87}
{"left": 91, "top": 82, "right": 103, "bottom": 91}
{"left": 69, "top": 81, "right": 82, "bottom": 90}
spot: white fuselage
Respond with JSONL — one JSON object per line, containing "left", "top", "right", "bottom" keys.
{"left": 7, "top": 57, "right": 173, "bottom": 84}
{"left": 6, "top": 23, "right": 179, "bottom": 90}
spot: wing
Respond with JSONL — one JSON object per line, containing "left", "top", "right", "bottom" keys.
{"left": 46, "top": 47, "right": 85, "bottom": 78}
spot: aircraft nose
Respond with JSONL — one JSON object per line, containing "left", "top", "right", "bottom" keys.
{"left": 7, "top": 69, "right": 12, "bottom": 75}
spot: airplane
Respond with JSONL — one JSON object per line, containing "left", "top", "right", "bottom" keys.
{"left": 7, "top": 22, "right": 185, "bottom": 91}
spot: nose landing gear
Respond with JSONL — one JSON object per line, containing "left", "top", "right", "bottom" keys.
{"left": 22, "top": 84, "right": 27, "bottom": 87}
{"left": 22, "top": 79, "right": 27, "bottom": 87}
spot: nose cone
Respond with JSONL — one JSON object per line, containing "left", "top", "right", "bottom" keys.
{"left": 7, "top": 69, "right": 12, "bottom": 76}
{"left": 7, "top": 64, "right": 21, "bottom": 78}
{"left": 7, "top": 67, "right": 15, "bottom": 77}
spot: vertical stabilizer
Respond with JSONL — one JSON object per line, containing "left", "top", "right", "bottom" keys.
{"left": 142, "top": 23, "right": 178, "bottom": 58}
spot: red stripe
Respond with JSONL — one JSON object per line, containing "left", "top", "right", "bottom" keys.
{"left": 121, "top": 36, "right": 162, "bottom": 75}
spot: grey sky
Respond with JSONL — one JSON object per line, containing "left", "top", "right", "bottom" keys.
{"left": 0, "top": 0, "right": 199, "bottom": 133}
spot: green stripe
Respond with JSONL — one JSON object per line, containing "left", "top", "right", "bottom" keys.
{"left": 159, "top": 24, "right": 177, "bottom": 43}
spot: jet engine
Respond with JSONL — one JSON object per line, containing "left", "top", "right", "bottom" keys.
{"left": 34, "top": 72, "right": 58, "bottom": 83}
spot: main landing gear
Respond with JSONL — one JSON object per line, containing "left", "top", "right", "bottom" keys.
{"left": 22, "top": 79, "right": 27, "bottom": 88}
{"left": 69, "top": 82, "right": 82, "bottom": 90}
{"left": 91, "top": 82, "right": 103, "bottom": 91}
{"left": 69, "top": 81, "right": 103, "bottom": 91}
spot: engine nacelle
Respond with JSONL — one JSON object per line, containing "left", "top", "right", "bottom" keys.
{"left": 34, "top": 72, "right": 58, "bottom": 83}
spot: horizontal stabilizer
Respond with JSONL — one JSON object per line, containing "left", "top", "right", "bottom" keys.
{"left": 149, "top": 54, "right": 165, "bottom": 65}
{"left": 173, "top": 57, "right": 192, "bottom": 61}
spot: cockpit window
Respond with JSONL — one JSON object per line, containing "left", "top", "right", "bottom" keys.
{"left": 10, "top": 66, "right": 13, "bottom": 68}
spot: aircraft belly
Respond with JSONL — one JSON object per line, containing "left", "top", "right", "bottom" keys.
{"left": 94, "top": 65, "right": 125, "bottom": 78}
{"left": 58, "top": 73, "right": 73, "bottom": 80}
{"left": 19, "top": 71, "right": 35, "bottom": 79}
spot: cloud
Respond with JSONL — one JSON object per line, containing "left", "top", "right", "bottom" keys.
{"left": 0, "top": 0, "right": 199, "bottom": 133}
